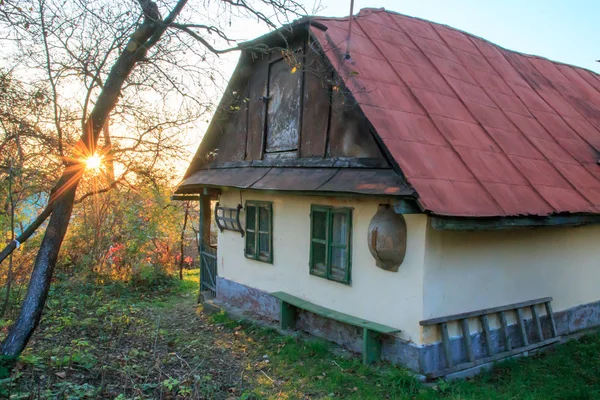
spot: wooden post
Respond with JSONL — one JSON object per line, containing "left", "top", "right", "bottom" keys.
{"left": 197, "top": 193, "right": 205, "bottom": 303}
{"left": 363, "top": 328, "right": 381, "bottom": 365}
{"left": 200, "top": 191, "right": 212, "bottom": 246}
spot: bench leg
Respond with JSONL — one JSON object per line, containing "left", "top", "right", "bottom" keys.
{"left": 363, "top": 328, "right": 382, "bottom": 365}
{"left": 280, "top": 301, "right": 296, "bottom": 330}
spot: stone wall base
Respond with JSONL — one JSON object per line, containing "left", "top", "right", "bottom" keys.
{"left": 215, "top": 277, "right": 600, "bottom": 378}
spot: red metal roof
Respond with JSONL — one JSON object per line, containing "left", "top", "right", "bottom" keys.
{"left": 311, "top": 8, "right": 600, "bottom": 217}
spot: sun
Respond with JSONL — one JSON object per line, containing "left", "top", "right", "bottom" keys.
{"left": 85, "top": 154, "right": 103, "bottom": 172}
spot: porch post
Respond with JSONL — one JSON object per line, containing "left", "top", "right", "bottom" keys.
{"left": 197, "top": 193, "right": 204, "bottom": 303}
{"left": 197, "top": 189, "right": 214, "bottom": 303}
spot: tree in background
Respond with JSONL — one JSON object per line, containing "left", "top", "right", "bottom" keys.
{"left": 0, "top": 0, "right": 308, "bottom": 360}
{"left": 0, "top": 72, "right": 56, "bottom": 320}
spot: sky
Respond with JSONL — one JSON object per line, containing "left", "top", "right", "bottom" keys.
{"left": 228, "top": 0, "right": 599, "bottom": 73}
{"left": 323, "top": 0, "right": 599, "bottom": 73}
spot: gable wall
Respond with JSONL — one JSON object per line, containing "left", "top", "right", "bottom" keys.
{"left": 422, "top": 222, "right": 600, "bottom": 343}
{"left": 207, "top": 32, "right": 386, "bottom": 167}
{"left": 215, "top": 189, "right": 428, "bottom": 343}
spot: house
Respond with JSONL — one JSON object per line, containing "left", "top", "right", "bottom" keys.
{"left": 176, "top": 8, "right": 600, "bottom": 378}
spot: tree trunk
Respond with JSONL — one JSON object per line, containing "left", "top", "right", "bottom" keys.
{"left": 0, "top": 0, "right": 188, "bottom": 359}
{"left": 1, "top": 183, "right": 77, "bottom": 357}
{"left": 0, "top": 163, "right": 15, "bottom": 318}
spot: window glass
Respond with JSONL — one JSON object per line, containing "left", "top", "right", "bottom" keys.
{"left": 312, "top": 210, "right": 328, "bottom": 240}
{"left": 310, "top": 205, "right": 351, "bottom": 284}
{"left": 246, "top": 231, "right": 256, "bottom": 257}
{"left": 259, "top": 206, "right": 269, "bottom": 232}
{"left": 259, "top": 233, "right": 270, "bottom": 257}
{"left": 245, "top": 202, "right": 272, "bottom": 263}
{"left": 331, "top": 212, "right": 348, "bottom": 245}
{"left": 311, "top": 242, "right": 328, "bottom": 276}
{"left": 246, "top": 205, "right": 256, "bottom": 232}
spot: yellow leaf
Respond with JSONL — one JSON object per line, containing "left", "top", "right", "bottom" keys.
{"left": 291, "top": 66, "right": 297, "bottom": 74}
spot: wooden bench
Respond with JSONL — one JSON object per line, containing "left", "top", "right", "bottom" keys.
{"left": 271, "top": 291, "right": 400, "bottom": 364}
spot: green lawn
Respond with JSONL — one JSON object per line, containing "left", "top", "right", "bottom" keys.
{"left": 0, "top": 269, "right": 599, "bottom": 399}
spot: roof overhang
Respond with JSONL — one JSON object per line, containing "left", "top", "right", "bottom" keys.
{"left": 176, "top": 167, "right": 415, "bottom": 197}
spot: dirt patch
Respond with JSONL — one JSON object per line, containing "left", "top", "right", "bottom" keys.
{"left": 2, "top": 284, "right": 256, "bottom": 399}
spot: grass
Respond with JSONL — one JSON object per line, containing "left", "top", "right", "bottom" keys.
{"left": 0, "top": 269, "right": 599, "bottom": 399}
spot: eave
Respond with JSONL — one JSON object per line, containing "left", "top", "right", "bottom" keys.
{"left": 431, "top": 213, "right": 600, "bottom": 230}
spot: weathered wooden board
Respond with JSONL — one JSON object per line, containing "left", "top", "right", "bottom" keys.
{"left": 178, "top": 168, "right": 271, "bottom": 190}
{"left": 214, "top": 89, "right": 248, "bottom": 163}
{"left": 265, "top": 55, "right": 303, "bottom": 153}
{"left": 251, "top": 168, "right": 336, "bottom": 191}
{"left": 246, "top": 55, "right": 268, "bottom": 160}
{"left": 328, "top": 87, "right": 384, "bottom": 159}
{"left": 300, "top": 44, "right": 331, "bottom": 158}
{"left": 420, "top": 297, "right": 553, "bottom": 326}
{"left": 271, "top": 291, "right": 400, "bottom": 333}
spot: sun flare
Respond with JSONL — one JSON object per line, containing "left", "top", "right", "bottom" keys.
{"left": 85, "top": 154, "right": 103, "bottom": 172}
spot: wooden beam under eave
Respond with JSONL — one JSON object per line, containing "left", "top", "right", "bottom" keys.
{"left": 430, "top": 214, "right": 600, "bottom": 230}
{"left": 394, "top": 199, "right": 423, "bottom": 214}
{"left": 171, "top": 195, "right": 199, "bottom": 201}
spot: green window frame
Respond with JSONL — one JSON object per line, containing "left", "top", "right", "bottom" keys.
{"left": 309, "top": 205, "right": 352, "bottom": 284}
{"left": 245, "top": 201, "right": 273, "bottom": 263}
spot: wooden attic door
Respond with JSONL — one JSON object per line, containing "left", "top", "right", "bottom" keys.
{"left": 243, "top": 38, "right": 386, "bottom": 162}
{"left": 264, "top": 48, "right": 303, "bottom": 155}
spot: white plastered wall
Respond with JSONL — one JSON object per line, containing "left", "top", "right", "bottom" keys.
{"left": 422, "top": 221, "right": 600, "bottom": 343}
{"left": 217, "top": 189, "right": 428, "bottom": 343}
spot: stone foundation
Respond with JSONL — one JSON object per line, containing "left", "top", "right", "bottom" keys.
{"left": 216, "top": 277, "right": 600, "bottom": 377}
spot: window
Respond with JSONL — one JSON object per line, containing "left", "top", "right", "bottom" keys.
{"left": 310, "top": 205, "right": 352, "bottom": 284}
{"left": 245, "top": 201, "right": 273, "bottom": 263}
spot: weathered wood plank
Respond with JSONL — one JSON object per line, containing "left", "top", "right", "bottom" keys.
{"left": 480, "top": 314, "right": 493, "bottom": 356}
{"left": 500, "top": 311, "right": 512, "bottom": 351}
{"left": 171, "top": 195, "right": 199, "bottom": 201}
{"left": 265, "top": 56, "right": 302, "bottom": 153}
{"left": 271, "top": 292, "right": 400, "bottom": 334}
{"left": 420, "top": 297, "right": 553, "bottom": 326}
{"left": 440, "top": 322, "right": 453, "bottom": 368}
{"left": 516, "top": 308, "right": 529, "bottom": 346}
{"left": 531, "top": 305, "right": 544, "bottom": 341}
{"left": 545, "top": 301, "right": 558, "bottom": 338}
{"left": 215, "top": 102, "right": 248, "bottom": 162}
{"left": 461, "top": 318, "right": 474, "bottom": 362}
{"left": 300, "top": 45, "right": 330, "bottom": 158}
{"left": 213, "top": 157, "right": 390, "bottom": 169}
{"left": 246, "top": 55, "right": 268, "bottom": 160}
{"left": 327, "top": 85, "right": 383, "bottom": 159}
